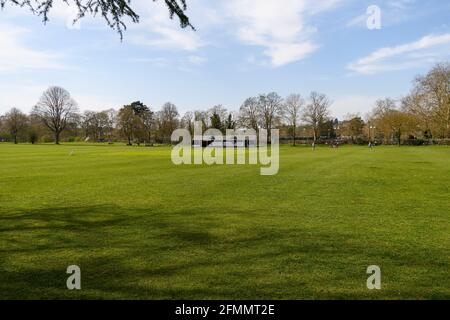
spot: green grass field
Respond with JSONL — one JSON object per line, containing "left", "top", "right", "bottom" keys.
{"left": 0, "top": 143, "right": 449, "bottom": 299}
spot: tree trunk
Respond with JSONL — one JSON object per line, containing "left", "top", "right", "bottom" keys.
{"left": 447, "top": 118, "right": 450, "bottom": 138}
{"left": 14, "top": 135, "right": 18, "bottom": 144}
{"left": 313, "top": 128, "right": 317, "bottom": 150}
{"left": 446, "top": 104, "right": 450, "bottom": 138}
{"left": 293, "top": 124, "right": 296, "bottom": 146}
{"left": 55, "top": 131, "right": 60, "bottom": 145}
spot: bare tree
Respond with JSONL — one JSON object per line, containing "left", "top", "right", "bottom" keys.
{"left": 105, "top": 108, "right": 117, "bottom": 143}
{"left": 257, "top": 92, "right": 283, "bottom": 143}
{"left": 194, "top": 110, "right": 209, "bottom": 129}
{"left": 159, "top": 102, "right": 179, "bottom": 143}
{"left": 238, "top": 97, "right": 259, "bottom": 132}
{"left": 414, "top": 63, "right": 450, "bottom": 138}
{"left": 4, "top": 108, "right": 28, "bottom": 144}
{"left": 181, "top": 111, "right": 194, "bottom": 135}
{"left": 401, "top": 89, "right": 433, "bottom": 138}
{"left": 258, "top": 92, "right": 283, "bottom": 131}
{"left": 302, "top": 92, "right": 331, "bottom": 148}
{"left": 372, "top": 98, "right": 415, "bottom": 145}
{"left": 141, "top": 108, "right": 155, "bottom": 145}
{"left": 283, "top": 94, "right": 304, "bottom": 146}
{"left": 33, "top": 86, "right": 79, "bottom": 144}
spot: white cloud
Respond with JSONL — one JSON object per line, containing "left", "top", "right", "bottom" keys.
{"left": 73, "top": 93, "right": 126, "bottom": 111}
{"left": 188, "top": 55, "right": 206, "bottom": 65}
{"left": 128, "top": 57, "right": 170, "bottom": 67}
{"left": 0, "top": 24, "right": 64, "bottom": 73}
{"left": 3, "top": 0, "right": 85, "bottom": 29}
{"left": 129, "top": 0, "right": 342, "bottom": 65}
{"left": 224, "top": 0, "right": 341, "bottom": 67}
{"left": 0, "top": 84, "right": 47, "bottom": 113}
{"left": 48, "top": 2, "right": 82, "bottom": 29}
{"left": 130, "top": 27, "right": 202, "bottom": 51}
{"left": 0, "top": 84, "right": 131, "bottom": 114}
{"left": 387, "top": 0, "right": 415, "bottom": 10}
{"left": 128, "top": 55, "right": 206, "bottom": 71}
{"left": 346, "top": 13, "right": 367, "bottom": 28}
{"left": 332, "top": 95, "right": 378, "bottom": 119}
{"left": 128, "top": 0, "right": 203, "bottom": 51}
{"left": 348, "top": 33, "right": 450, "bottom": 75}
{"left": 0, "top": 85, "right": 121, "bottom": 113}
{"left": 2, "top": 0, "right": 341, "bottom": 67}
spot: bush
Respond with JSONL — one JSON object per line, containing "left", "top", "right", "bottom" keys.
{"left": 29, "top": 132, "right": 39, "bottom": 144}
{"left": 353, "top": 137, "right": 369, "bottom": 145}
{"left": 435, "top": 139, "right": 450, "bottom": 146}
{"left": 402, "top": 139, "right": 425, "bottom": 146}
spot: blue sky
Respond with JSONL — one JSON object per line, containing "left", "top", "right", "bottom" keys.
{"left": 0, "top": 0, "right": 449, "bottom": 118}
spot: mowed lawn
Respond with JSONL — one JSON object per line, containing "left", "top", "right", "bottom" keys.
{"left": 0, "top": 143, "right": 449, "bottom": 299}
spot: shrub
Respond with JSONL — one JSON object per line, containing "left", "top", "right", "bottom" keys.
{"left": 29, "top": 132, "right": 39, "bottom": 144}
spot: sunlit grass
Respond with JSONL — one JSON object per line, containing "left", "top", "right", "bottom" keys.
{"left": 0, "top": 143, "right": 449, "bottom": 299}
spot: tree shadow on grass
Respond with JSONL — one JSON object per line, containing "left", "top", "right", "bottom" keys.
{"left": 0, "top": 205, "right": 131, "bottom": 232}
{"left": 1, "top": 205, "right": 449, "bottom": 299}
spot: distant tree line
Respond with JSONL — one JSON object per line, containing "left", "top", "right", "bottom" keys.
{"left": 0, "top": 62, "right": 449, "bottom": 146}
{"left": 369, "top": 63, "right": 450, "bottom": 145}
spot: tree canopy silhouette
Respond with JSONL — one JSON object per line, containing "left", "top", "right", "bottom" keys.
{"left": 0, "top": 0, "right": 193, "bottom": 39}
